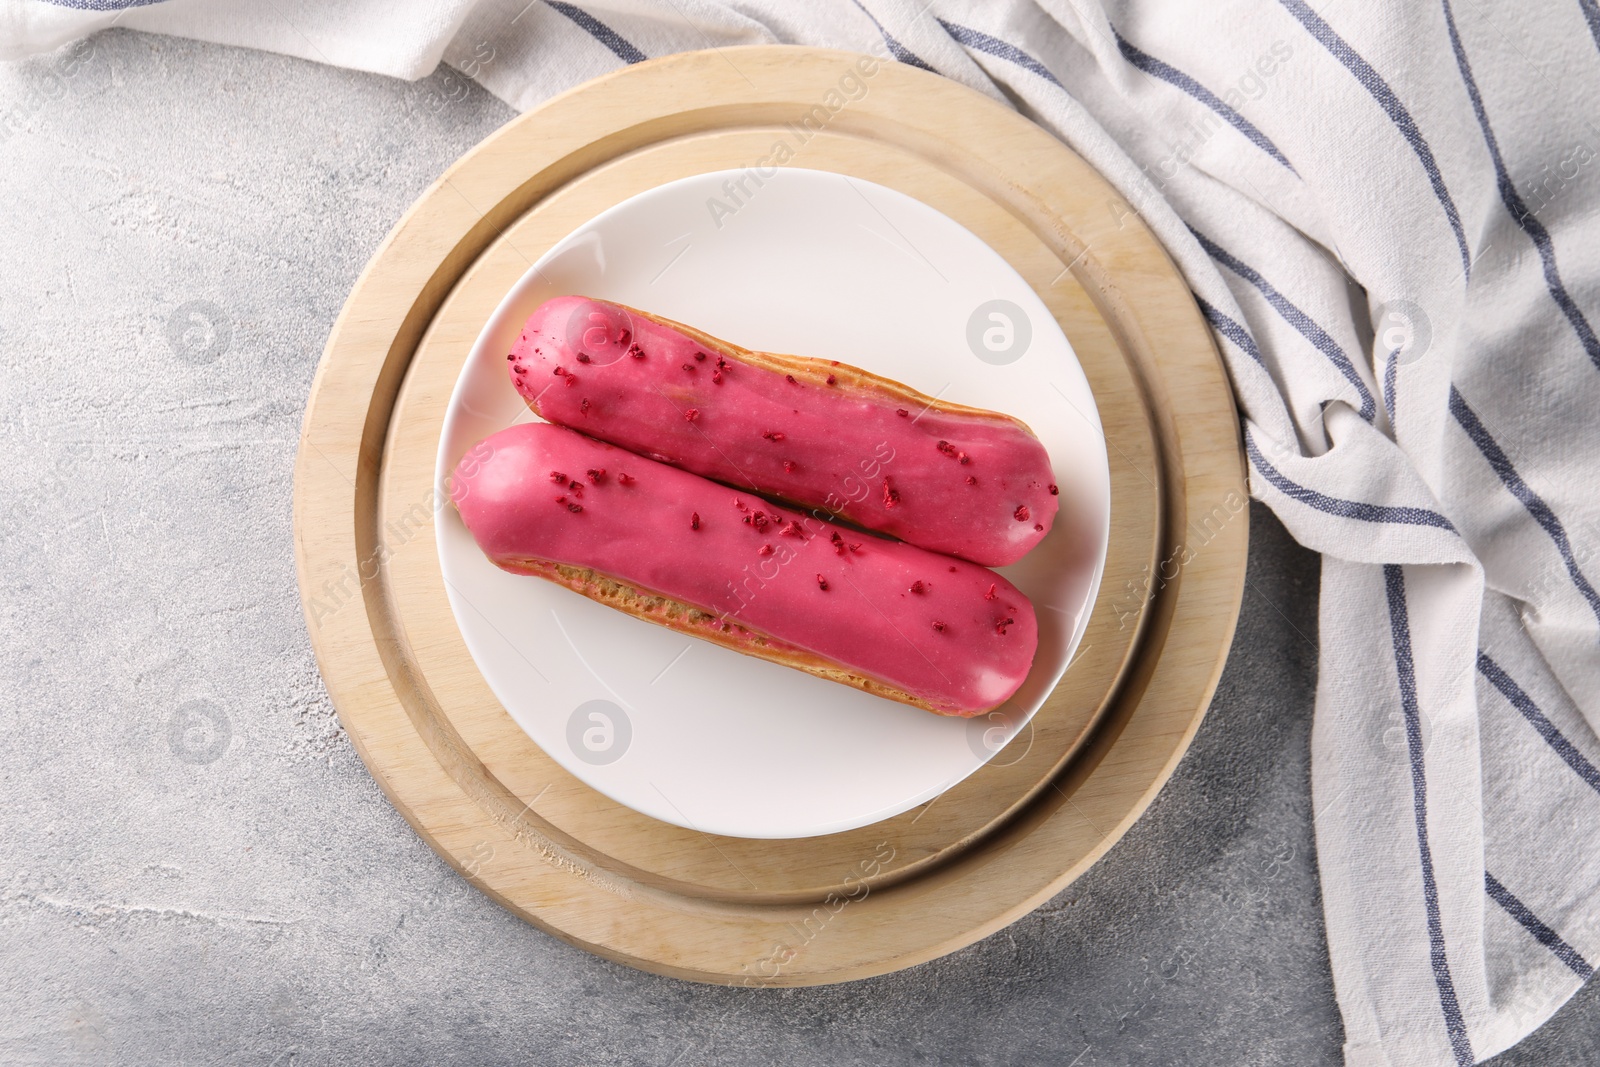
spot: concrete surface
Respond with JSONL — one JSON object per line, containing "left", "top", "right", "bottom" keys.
{"left": 0, "top": 28, "right": 1591, "bottom": 1066}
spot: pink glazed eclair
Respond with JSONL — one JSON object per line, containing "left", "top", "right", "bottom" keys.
{"left": 451, "top": 423, "right": 1038, "bottom": 717}
{"left": 506, "top": 296, "right": 1060, "bottom": 567}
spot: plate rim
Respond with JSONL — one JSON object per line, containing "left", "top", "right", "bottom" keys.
{"left": 431, "top": 163, "right": 1115, "bottom": 839}
{"left": 378, "top": 134, "right": 1162, "bottom": 900}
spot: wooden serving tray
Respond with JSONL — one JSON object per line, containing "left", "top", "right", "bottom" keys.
{"left": 293, "top": 46, "right": 1247, "bottom": 985}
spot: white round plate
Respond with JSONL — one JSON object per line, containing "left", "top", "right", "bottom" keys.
{"left": 435, "top": 168, "right": 1110, "bottom": 839}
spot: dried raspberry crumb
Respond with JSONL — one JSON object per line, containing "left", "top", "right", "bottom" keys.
{"left": 932, "top": 620, "right": 947, "bottom": 633}
{"left": 555, "top": 495, "right": 566, "bottom": 504}
{"left": 506, "top": 353, "right": 515, "bottom": 361}
{"left": 682, "top": 363, "right": 694, "bottom": 373}
{"left": 910, "top": 581, "right": 926, "bottom": 595}
{"left": 751, "top": 511, "right": 770, "bottom": 531}
{"left": 567, "top": 480, "right": 584, "bottom": 496}
{"left": 782, "top": 460, "right": 796, "bottom": 473}
{"left": 617, "top": 472, "right": 635, "bottom": 486}
{"left": 587, "top": 468, "right": 606, "bottom": 484}
{"left": 966, "top": 475, "right": 978, "bottom": 486}
{"left": 513, "top": 365, "right": 527, "bottom": 375}
{"left": 694, "top": 351, "right": 707, "bottom": 362}
{"left": 553, "top": 367, "right": 566, "bottom": 376}
{"left": 712, "top": 371, "right": 722, "bottom": 384}
{"left": 826, "top": 374, "right": 837, "bottom": 385}
{"left": 684, "top": 408, "right": 700, "bottom": 421}
{"left": 762, "top": 430, "right": 786, "bottom": 442}
{"left": 995, "top": 617, "right": 1015, "bottom": 635}
{"left": 1034, "top": 523, "right": 1044, "bottom": 531}
{"left": 564, "top": 374, "right": 578, "bottom": 387}
{"left": 985, "top": 584, "right": 997, "bottom": 600}
{"left": 580, "top": 398, "right": 590, "bottom": 413}
{"left": 576, "top": 352, "right": 591, "bottom": 364}
{"left": 567, "top": 502, "right": 584, "bottom": 514}
{"left": 759, "top": 544, "right": 773, "bottom": 556}
{"left": 549, "top": 471, "right": 567, "bottom": 483}
{"left": 897, "top": 409, "right": 909, "bottom": 417}
{"left": 883, "top": 478, "right": 900, "bottom": 508}
{"left": 1013, "top": 504, "right": 1030, "bottom": 522}
{"left": 786, "top": 374, "right": 798, "bottom": 385}
{"left": 831, "top": 532, "right": 847, "bottom": 555}
{"left": 957, "top": 452, "right": 969, "bottom": 464}
{"left": 1048, "top": 483, "right": 1059, "bottom": 496}
{"left": 948, "top": 565, "right": 957, "bottom": 572}
{"left": 816, "top": 574, "right": 829, "bottom": 591}
{"left": 716, "top": 356, "right": 727, "bottom": 370}
{"left": 628, "top": 343, "right": 644, "bottom": 359}
{"left": 780, "top": 520, "right": 804, "bottom": 538}
{"left": 618, "top": 329, "right": 631, "bottom": 346}
{"left": 937, "top": 440, "right": 957, "bottom": 456}
{"left": 691, "top": 512, "right": 700, "bottom": 530}
{"left": 850, "top": 543, "right": 862, "bottom": 554}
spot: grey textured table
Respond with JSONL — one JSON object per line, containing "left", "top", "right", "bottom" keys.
{"left": 1, "top": 30, "right": 1592, "bottom": 1066}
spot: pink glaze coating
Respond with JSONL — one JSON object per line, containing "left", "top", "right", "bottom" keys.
{"left": 451, "top": 423, "right": 1039, "bottom": 716}
{"left": 506, "top": 296, "right": 1060, "bottom": 567}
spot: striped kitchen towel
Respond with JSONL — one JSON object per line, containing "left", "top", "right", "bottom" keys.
{"left": 8, "top": 1, "right": 1598, "bottom": 1062}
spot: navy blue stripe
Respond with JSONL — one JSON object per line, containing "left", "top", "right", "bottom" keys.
{"left": 545, "top": 1, "right": 647, "bottom": 65}
{"left": 1486, "top": 871, "right": 1595, "bottom": 980}
{"left": 1477, "top": 652, "right": 1600, "bottom": 798}
{"left": 1383, "top": 348, "right": 1399, "bottom": 424}
{"left": 1113, "top": 31, "right": 1296, "bottom": 173}
{"left": 1441, "top": 0, "right": 1600, "bottom": 371}
{"left": 1246, "top": 434, "right": 1457, "bottom": 531}
{"left": 1449, "top": 386, "right": 1600, "bottom": 628}
{"left": 1384, "top": 565, "right": 1475, "bottom": 1067}
{"left": 850, "top": 0, "right": 936, "bottom": 71}
{"left": 1278, "top": 0, "right": 1473, "bottom": 279}
{"left": 1195, "top": 296, "right": 1267, "bottom": 367}
{"left": 1580, "top": 0, "right": 1600, "bottom": 57}
{"left": 1191, "top": 226, "right": 1378, "bottom": 422}
{"left": 937, "top": 19, "right": 1063, "bottom": 87}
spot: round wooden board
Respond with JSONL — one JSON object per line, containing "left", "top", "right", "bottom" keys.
{"left": 293, "top": 46, "right": 1248, "bottom": 985}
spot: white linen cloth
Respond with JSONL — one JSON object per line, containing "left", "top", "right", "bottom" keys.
{"left": 9, "top": 2, "right": 1598, "bottom": 1062}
